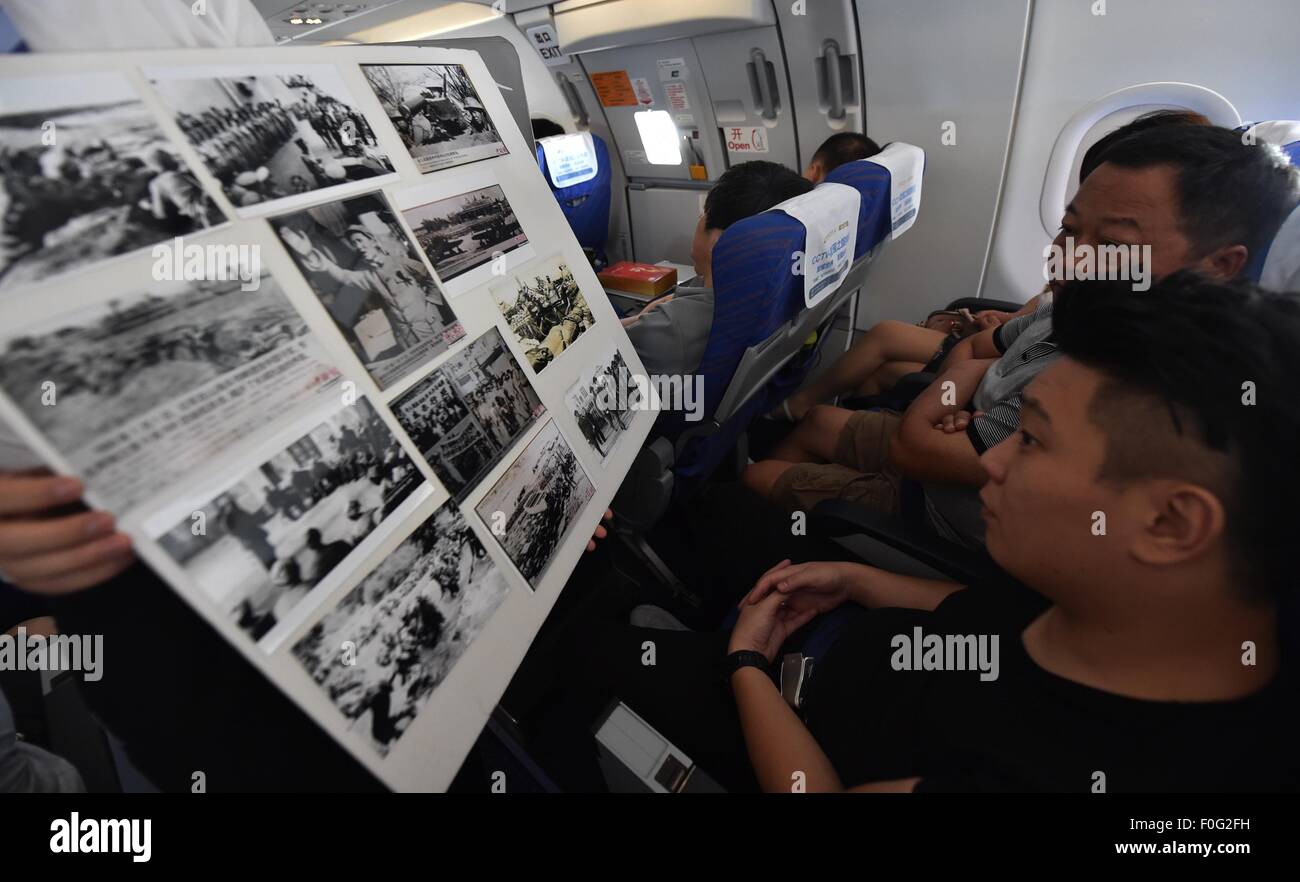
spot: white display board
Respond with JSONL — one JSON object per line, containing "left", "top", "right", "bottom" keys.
{"left": 0, "top": 45, "right": 655, "bottom": 791}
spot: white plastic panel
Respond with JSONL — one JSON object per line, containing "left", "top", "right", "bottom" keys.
{"left": 628, "top": 185, "right": 710, "bottom": 265}
{"left": 775, "top": 0, "right": 866, "bottom": 168}
{"left": 553, "top": 0, "right": 775, "bottom": 55}
{"left": 692, "top": 26, "right": 800, "bottom": 171}
{"left": 853, "top": 0, "right": 1031, "bottom": 326}
{"left": 985, "top": 0, "right": 1300, "bottom": 304}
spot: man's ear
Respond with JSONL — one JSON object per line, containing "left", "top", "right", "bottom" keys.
{"left": 1131, "top": 481, "right": 1226, "bottom": 567}
{"left": 1197, "top": 244, "right": 1250, "bottom": 281}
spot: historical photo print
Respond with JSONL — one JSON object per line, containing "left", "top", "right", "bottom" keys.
{"left": 565, "top": 345, "right": 636, "bottom": 466}
{"left": 270, "top": 192, "right": 465, "bottom": 389}
{"left": 490, "top": 254, "right": 595, "bottom": 374}
{"left": 392, "top": 327, "right": 543, "bottom": 500}
{"left": 474, "top": 420, "right": 594, "bottom": 589}
{"left": 146, "top": 64, "right": 396, "bottom": 212}
{"left": 0, "top": 73, "right": 223, "bottom": 292}
{"left": 0, "top": 270, "right": 340, "bottom": 513}
{"left": 156, "top": 398, "right": 422, "bottom": 646}
{"left": 291, "top": 499, "right": 510, "bottom": 757}
{"left": 401, "top": 183, "right": 527, "bottom": 284}
{"left": 361, "top": 63, "right": 508, "bottom": 174}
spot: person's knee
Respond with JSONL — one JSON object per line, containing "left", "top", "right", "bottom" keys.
{"left": 806, "top": 404, "right": 849, "bottom": 438}
{"left": 742, "top": 460, "right": 788, "bottom": 498}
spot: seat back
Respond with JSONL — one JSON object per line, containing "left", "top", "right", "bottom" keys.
{"left": 668, "top": 147, "right": 917, "bottom": 494}
{"left": 1240, "top": 121, "right": 1300, "bottom": 283}
{"left": 535, "top": 132, "right": 612, "bottom": 258}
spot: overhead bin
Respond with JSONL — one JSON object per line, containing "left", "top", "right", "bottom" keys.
{"left": 552, "top": 0, "right": 775, "bottom": 55}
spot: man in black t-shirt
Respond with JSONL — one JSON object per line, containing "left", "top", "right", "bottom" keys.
{"left": 713, "top": 273, "right": 1298, "bottom": 792}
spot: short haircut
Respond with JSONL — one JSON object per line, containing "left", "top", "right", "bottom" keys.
{"left": 812, "top": 132, "right": 882, "bottom": 175}
{"left": 703, "top": 160, "right": 814, "bottom": 231}
{"left": 531, "top": 117, "right": 566, "bottom": 140}
{"left": 1052, "top": 272, "right": 1300, "bottom": 601}
{"left": 1090, "top": 124, "right": 1300, "bottom": 264}
{"left": 1079, "top": 109, "right": 1211, "bottom": 183}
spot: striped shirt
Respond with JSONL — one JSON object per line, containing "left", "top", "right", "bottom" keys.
{"left": 967, "top": 293, "right": 1060, "bottom": 454}
{"left": 922, "top": 294, "right": 1059, "bottom": 547}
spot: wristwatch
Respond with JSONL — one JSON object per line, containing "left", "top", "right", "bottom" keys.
{"left": 722, "top": 650, "right": 771, "bottom": 679}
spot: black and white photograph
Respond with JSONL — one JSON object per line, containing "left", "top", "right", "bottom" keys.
{"left": 156, "top": 397, "right": 423, "bottom": 647}
{"left": 361, "top": 63, "right": 509, "bottom": 174}
{"left": 490, "top": 254, "right": 596, "bottom": 374}
{"left": 146, "top": 64, "right": 396, "bottom": 214}
{"left": 0, "top": 270, "right": 340, "bottom": 513}
{"left": 270, "top": 192, "right": 465, "bottom": 389}
{"left": 392, "top": 327, "right": 544, "bottom": 500}
{"left": 0, "top": 73, "right": 224, "bottom": 293}
{"left": 474, "top": 419, "right": 594, "bottom": 589}
{"left": 565, "top": 345, "right": 637, "bottom": 466}
{"left": 401, "top": 182, "right": 527, "bottom": 285}
{"left": 291, "top": 499, "right": 510, "bottom": 758}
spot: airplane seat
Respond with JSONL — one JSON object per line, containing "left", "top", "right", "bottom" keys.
{"left": 611, "top": 150, "right": 918, "bottom": 599}
{"left": 1238, "top": 120, "right": 1300, "bottom": 286}
{"left": 535, "top": 132, "right": 613, "bottom": 267}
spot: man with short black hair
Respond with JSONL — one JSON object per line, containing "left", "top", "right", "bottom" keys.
{"left": 747, "top": 124, "right": 1300, "bottom": 549}
{"left": 623, "top": 160, "right": 813, "bottom": 375}
{"left": 582, "top": 273, "right": 1300, "bottom": 792}
{"left": 803, "top": 132, "right": 882, "bottom": 184}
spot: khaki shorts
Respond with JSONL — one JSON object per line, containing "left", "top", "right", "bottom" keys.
{"left": 770, "top": 410, "right": 904, "bottom": 514}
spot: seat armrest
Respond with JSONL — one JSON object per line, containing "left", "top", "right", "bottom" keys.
{"left": 810, "top": 498, "right": 999, "bottom": 584}
{"left": 945, "top": 297, "right": 1024, "bottom": 314}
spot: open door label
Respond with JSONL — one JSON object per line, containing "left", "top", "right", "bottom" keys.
{"left": 725, "top": 126, "right": 770, "bottom": 155}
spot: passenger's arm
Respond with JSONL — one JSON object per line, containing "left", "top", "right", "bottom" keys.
{"left": 727, "top": 593, "right": 843, "bottom": 792}
{"left": 944, "top": 327, "right": 1001, "bottom": 364}
{"left": 944, "top": 293, "right": 1043, "bottom": 366}
{"left": 743, "top": 558, "right": 962, "bottom": 612}
{"left": 888, "top": 358, "right": 994, "bottom": 484}
{"left": 622, "top": 301, "right": 687, "bottom": 376}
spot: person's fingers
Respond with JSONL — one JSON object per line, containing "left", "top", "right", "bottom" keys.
{"left": 0, "top": 473, "right": 84, "bottom": 518}
{"left": 745, "top": 559, "right": 795, "bottom": 604}
{"left": 602, "top": 509, "right": 614, "bottom": 522}
{"left": 0, "top": 532, "right": 133, "bottom": 586}
{"left": 775, "top": 564, "right": 833, "bottom": 595}
{"left": 0, "top": 510, "right": 117, "bottom": 559}
{"left": 12, "top": 552, "right": 137, "bottom": 597}
{"left": 585, "top": 539, "right": 597, "bottom": 552}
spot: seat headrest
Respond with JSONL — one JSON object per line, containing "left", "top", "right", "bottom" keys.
{"left": 535, "top": 131, "right": 610, "bottom": 198}
{"left": 1240, "top": 120, "right": 1300, "bottom": 165}
{"left": 823, "top": 142, "right": 925, "bottom": 260}
{"left": 1260, "top": 203, "right": 1300, "bottom": 293}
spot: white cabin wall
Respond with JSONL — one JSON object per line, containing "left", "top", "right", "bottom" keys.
{"left": 852, "top": 0, "right": 1032, "bottom": 329}
{"left": 986, "top": 0, "right": 1300, "bottom": 304}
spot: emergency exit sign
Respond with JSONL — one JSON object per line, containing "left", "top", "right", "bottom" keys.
{"left": 726, "top": 126, "right": 770, "bottom": 154}
{"left": 526, "top": 24, "right": 570, "bottom": 67}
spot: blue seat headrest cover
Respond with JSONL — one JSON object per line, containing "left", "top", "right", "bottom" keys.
{"left": 535, "top": 132, "right": 612, "bottom": 255}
